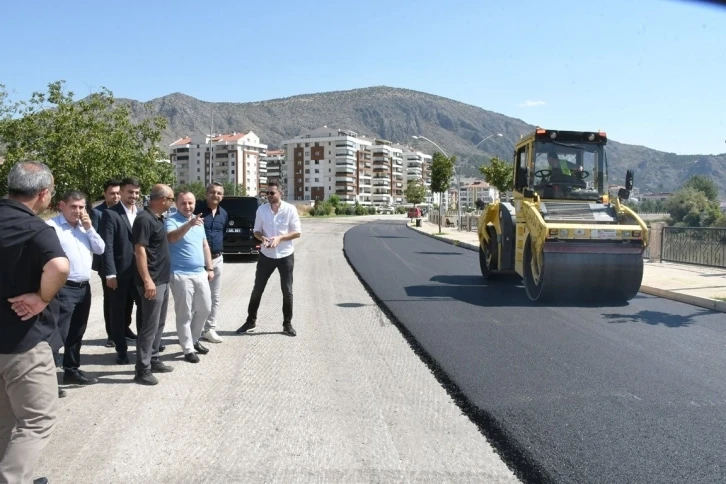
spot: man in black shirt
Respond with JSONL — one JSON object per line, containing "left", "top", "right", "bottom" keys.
{"left": 132, "top": 184, "right": 175, "bottom": 385}
{"left": 0, "top": 161, "right": 69, "bottom": 484}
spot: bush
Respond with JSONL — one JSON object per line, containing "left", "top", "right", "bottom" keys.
{"left": 367, "top": 206, "right": 377, "bottom": 215}
{"left": 354, "top": 203, "right": 367, "bottom": 215}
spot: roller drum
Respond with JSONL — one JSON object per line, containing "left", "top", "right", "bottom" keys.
{"left": 523, "top": 239, "right": 644, "bottom": 303}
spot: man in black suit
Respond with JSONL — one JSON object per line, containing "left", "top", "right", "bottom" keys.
{"left": 100, "top": 177, "right": 143, "bottom": 364}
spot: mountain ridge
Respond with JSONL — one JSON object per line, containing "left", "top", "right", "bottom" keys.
{"left": 119, "top": 86, "right": 726, "bottom": 195}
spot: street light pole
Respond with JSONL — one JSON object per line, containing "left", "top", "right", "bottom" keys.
{"left": 412, "top": 135, "right": 460, "bottom": 229}
{"left": 475, "top": 132, "right": 503, "bottom": 149}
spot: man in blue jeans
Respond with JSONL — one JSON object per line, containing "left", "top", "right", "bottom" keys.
{"left": 236, "top": 180, "right": 301, "bottom": 336}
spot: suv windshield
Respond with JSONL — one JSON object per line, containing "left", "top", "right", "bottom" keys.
{"left": 220, "top": 197, "right": 261, "bottom": 226}
{"left": 532, "top": 141, "right": 605, "bottom": 201}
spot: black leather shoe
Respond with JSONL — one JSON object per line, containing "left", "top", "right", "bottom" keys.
{"left": 116, "top": 354, "right": 130, "bottom": 365}
{"left": 193, "top": 341, "right": 209, "bottom": 355}
{"left": 105, "top": 339, "right": 115, "bottom": 348}
{"left": 33, "top": 478, "right": 49, "bottom": 484}
{"left": 150, "top": 360, "right": 173, "bottom": 373}
{"left": 134, "top": 369, "right": 158, "bottom": 386}
{"left": 58, "top": 388, "right": 66, "bottom": 399}
{"left": 64, "top": 369, "right": 98, "bottom": 385}
{"left": 125, "top": 329, "right": 137, "bottom": 340}
{"left": 283, "top": 323, "right": 297, "bottom": 337}
{"left": 159, "top": 344, "right": 166, "bottom": 353}
{"left": 184, "top": 352, "right": 200, "bottom": 363}
{"left": 236, "top": 320, "right": 256, "bottom": 333}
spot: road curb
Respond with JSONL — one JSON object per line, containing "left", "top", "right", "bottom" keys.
{"left": 408, "top": 223, "right": 726, "bottom": 313}
{"left": 639, "top": 285, "right": 726, "bottom": 313}
{"left": 406, "top": 223, "right": 480, "bottom": 252}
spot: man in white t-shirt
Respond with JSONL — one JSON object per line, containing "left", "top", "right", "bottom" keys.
{"left": 236, "top": 181, "right": 301, "bottom": 336}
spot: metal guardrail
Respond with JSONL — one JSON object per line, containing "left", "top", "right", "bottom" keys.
{"left": 661, "top": 227, "right": 726, "bottom": 268}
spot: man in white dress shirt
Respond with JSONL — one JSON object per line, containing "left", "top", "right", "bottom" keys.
{"left": 236, "top": 181, "right": 301, "bottom": 336}
{"left": 47, "top": 190, "right": 105, "bottom": 390}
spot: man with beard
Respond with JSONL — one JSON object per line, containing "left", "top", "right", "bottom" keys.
{"left": 198, "top": 182, "right": 227, "bottom": 344}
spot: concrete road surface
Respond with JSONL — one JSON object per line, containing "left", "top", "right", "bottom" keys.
{"left": 35, "top": 215, "right": 517, "bottom": 484}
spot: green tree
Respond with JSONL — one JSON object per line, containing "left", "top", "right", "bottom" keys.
{"left": 683, "top": 175, "right": 719, "bottom": 203}
{"left": 430, "top": 152, "right": 456, "bottom": 234}
{"left": 220, "top": 180, "right": 246, "bottom": 196}
{"left": 404, "top": 178, "right": 426, "bottom": 208}
{"left": 327, "top": 194, "right": 341, "bottom": 208}
{"left": 478, "top": 156, "right": 513, "bottom": 194}
{"left": 0, "top": 81, "right": 169, "bottom": 202}
{"left": 664, "top": 187, "right": 721, "bottom": 227}
{"left": 175, "top": 181, "right": 206, "bottom": 200}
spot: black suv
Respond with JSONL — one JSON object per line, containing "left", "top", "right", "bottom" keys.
{"left": 196, "top": 196, "right": 262, "bottom": 255}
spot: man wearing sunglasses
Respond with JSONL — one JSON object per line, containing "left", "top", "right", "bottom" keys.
{"left": 236, "top": 181, "right": 301, "bottom": 337}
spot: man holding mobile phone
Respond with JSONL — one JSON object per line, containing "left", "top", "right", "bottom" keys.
{"left": 236, "top": 181, "right": 301, "bottom": 337}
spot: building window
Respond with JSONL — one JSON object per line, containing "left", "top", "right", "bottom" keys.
{"left": 231, "top": 170, "right": 235, "bottom": 174}
{"left": 315, "top": 178, "right": 319, "bottom": 182}
{"left": 314, "top": 169, "right": 319, "bottom": 174}
{"left": 305, "top": 187, "right": 309, "bottom": 192}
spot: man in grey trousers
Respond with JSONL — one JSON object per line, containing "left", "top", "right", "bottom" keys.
{"left": 132, "top": 184, "right": 175, "bottom": 385}
{"left": 0, "top": 161, "right": 69, "bottom": 484}
{"left": 166, "top": 191, "right": 214, "bottom": 363}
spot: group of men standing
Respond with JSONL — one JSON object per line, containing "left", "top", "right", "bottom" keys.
{"left": 0, "top": 160, "right": 302, "bottom": 483}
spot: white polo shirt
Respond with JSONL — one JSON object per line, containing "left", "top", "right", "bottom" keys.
{"left": 254, "top": 201, "right": 301, "bottom": 259}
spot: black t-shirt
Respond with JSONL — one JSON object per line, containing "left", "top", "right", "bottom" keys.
{"left": 132, "top": 208, "right": 170, "bottom": 285}
{"left": 0, "top": 199, "right": 67, "bottom": 354}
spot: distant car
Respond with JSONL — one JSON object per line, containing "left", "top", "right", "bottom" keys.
{"left": 197, "top": 196, "right": 262, "bottom": 256}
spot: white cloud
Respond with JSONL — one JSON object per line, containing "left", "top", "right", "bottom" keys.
{"left": 518, "top": 100, "right": 546, "bottom": 108}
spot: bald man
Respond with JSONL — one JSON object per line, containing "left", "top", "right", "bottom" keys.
{"left": 132, "top": 184, "right": 175, "bottom": 385}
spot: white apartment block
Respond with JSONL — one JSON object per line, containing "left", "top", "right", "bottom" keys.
{"left": 168, "top": 131, "right": 268, "bottom": 196}
{"left": 398, "top": 147, "right": 433, "bottom": 206}
{"left": 458, "top": 180, "right": 498, "bottom": 209}
{"left": 262, "top": 149, "right": 285, "bottom": 186}
{"left": 281, "top": 127, "right": 379, "bottom": 205}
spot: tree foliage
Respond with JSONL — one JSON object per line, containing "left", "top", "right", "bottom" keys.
{"left": 682, "top": 175, "right": 719, "bottom": 203}
{"left": 404, "top": 178, "right": 426, "bottom": 207}
{"left": 220, "top": 180, "right": 246, "bottom": 197}
{"left": 175, "top": 181, "right": 207, "bottom": 200}
{"left": 0, "top": 81, "right": 172, "bottom": 201}
{"left": 479, "top": 156, "right": 513, "bottom": 194}
{"left": 664, "top": 187, "right": 722, "bottom": 227}
{"left": 430, "top": 152, "right": 456, "bottom": 233}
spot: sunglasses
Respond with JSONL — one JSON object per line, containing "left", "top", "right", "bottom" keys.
{"left": 267, "top": 192, "right": 278, "bottom": 196}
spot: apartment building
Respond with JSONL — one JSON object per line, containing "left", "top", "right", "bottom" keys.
{"left": 262, "top": 149, "right": 285, "bottom": 186}
{"left": 458, "top": 180, "right": 498, "bottom": 209}
{"left": 280, "top": 127, "right": 376, "bottom": 205}
{"left": 399, "top": 147, "right": 434, "bottom": 206}
{"left": 168, "top": 131, "right": 268, "bottom": 196}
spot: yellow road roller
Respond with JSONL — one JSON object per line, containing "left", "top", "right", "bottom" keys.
{"left": 478, "top": 128, "right": 649, "bottom": 302}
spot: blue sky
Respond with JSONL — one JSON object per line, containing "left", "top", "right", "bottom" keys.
{"left": 2, "top": 0, "right": 725, "bottom": 155}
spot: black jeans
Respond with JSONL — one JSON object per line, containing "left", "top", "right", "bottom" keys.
{"left": 100, "top": 275, "right": 141, "bottom": 340}
{"left": 110, "top": 278, "right": 142, "bottom": 357}
{"left": 247, "top": 253, "right": 294, "bottom": 325}
{"left": 55, "top": 284, "right": 92, "bottom": 369}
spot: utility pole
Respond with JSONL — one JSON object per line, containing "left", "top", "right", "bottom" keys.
{"left": 208, "top": 108, "right": 214, "bottom": 186}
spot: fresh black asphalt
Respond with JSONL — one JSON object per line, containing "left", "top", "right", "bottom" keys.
{"left": 344, "top": 220, "right": 726, "bottom": 484}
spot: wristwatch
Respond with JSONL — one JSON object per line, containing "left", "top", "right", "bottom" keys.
{"left": 205, "top": 267, "right": 213, "bottom": 271}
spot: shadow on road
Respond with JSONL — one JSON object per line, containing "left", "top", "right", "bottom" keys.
{"left": 411, "top": 274, "right": 637, "bottom": 309}
{"left": 415, "top": 251, "right": 462, "bottom": 256}
{"left": 405, "top": 274, "right": 533, "bottom": 307}
{"left": 602, "top": 308, "right": 714, "bottom": 327}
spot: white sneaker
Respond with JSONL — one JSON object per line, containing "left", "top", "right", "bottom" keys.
{"left": 201, "top": 329, "right": 223, "bottom": 343}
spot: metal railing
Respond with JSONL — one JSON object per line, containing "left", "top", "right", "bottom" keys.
{"left": 661, "top": 227, "right": 726, "bottom": 268}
